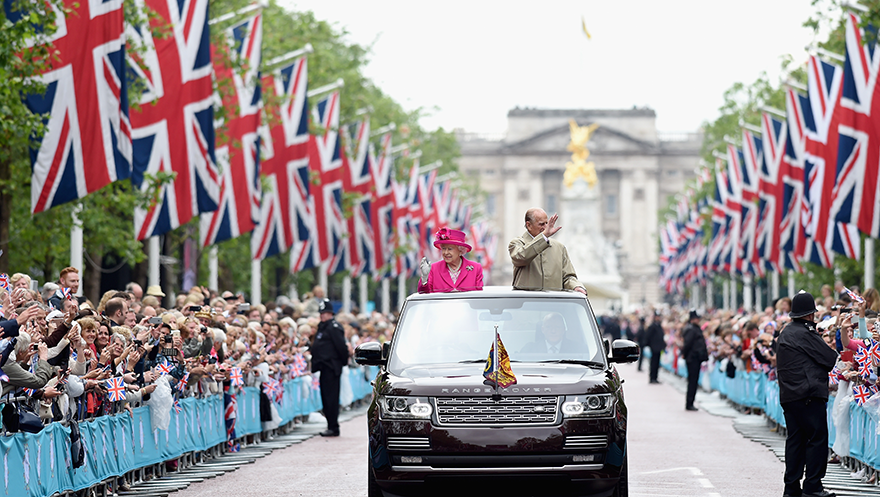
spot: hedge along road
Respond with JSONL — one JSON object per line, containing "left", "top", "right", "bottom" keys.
{"left": 170, "top": 362, "right": 782, "bottom": 497}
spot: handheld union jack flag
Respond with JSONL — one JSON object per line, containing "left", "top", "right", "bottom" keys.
{"left": 173, "top": 400, "right": 182, "bottom": 414}
{"left": 3, "top": 0, "right": 132, "bottom": 214}
{"left": 253, "top": 53, "right": 311, "bottom": 261}
{"left": 177, "top": 372, "right": 189, "bottom": 392}
{"left": 229, "top": 367, "right": 244, "bottom": 388}
{"left": 828, "top": 368, "right": 840, "bottom": 386}
{"left": 0, "top": 368, "right": 8, "bottom": 383}
{"left": 261, "top": 378, "right": 281, "bottom": 401}
{"left": 844, "top": 286, "right": 866, "bottom": 304}
{"left": 201, "top": 13, "right": 264, "bottom": 247}
{"left": 292, "top": 353, "right": 307, "bottom": 377}
{"left": 834, "top": 12, "right": 880, "bottom": 243}
{"left": 853, "top": 384, "right": 875, "bottom": 406}
{"left": 308, "top": 92, "right": 348, "bottom": 274}
{"left": 105, "top": 376, "right": 126, "bottom": 402}
{"left": 60, "top": 287, "right": 73, "bottom": 301}
{"left": 0, "top": 274, "right": 8, "bottom": 292}
{"left": 157, "top": 361, "right": 172, "bottom": 376}
{"left": 129, "top": 0, "right": 220, "bottom": 240}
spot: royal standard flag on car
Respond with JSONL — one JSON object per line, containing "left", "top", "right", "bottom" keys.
{"left": 484, "top": 329, "right": 516, "bottom": 388}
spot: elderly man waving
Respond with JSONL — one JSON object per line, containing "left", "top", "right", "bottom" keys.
{"left": 508, "top": 208, "right": 586, "bottom": 294}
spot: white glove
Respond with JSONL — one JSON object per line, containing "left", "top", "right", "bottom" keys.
{"left": 419, "top": 257, "right": 430, "bottom": 282}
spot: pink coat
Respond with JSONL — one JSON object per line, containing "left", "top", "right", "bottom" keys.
{"left": 418, "top": 257, "right": 484, "bottom": 294}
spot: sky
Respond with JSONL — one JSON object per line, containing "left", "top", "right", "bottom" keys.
{"left": 281, "top": 0, "right": 830, "bottom": 135}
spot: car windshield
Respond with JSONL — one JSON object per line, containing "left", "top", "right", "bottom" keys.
{"left": 388, "top": 297, "right": 605, "bottom": 371}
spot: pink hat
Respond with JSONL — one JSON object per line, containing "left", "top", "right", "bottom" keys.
{"left": 433, "top": 227, "right": 472, "bottom": 252}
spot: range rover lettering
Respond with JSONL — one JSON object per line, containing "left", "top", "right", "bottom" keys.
{"left": 355, "top": 287, "right": 639, "bottom": 497}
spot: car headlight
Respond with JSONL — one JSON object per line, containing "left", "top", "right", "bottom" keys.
{"left": 379, "top": 396, "right": 433, "bottom": 420}
{"left": 561, "top": 394, "right": 614, "bottom": 418}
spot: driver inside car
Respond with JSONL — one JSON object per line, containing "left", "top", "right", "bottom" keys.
{"left": 520, "top": 312, "right": 586, "bottom": 355}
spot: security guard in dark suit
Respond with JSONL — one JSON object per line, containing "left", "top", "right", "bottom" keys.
{"left": 777, "top": 291, "right": 839, "bottom": 497}
{"left": 310, "top": 299, "right": 350, "bottom": 437}
{"left": 681, "top": 310, "right": 708, "bottom": 411}
{"left": 644, "top": 312, "right": 665, "bottom": 384}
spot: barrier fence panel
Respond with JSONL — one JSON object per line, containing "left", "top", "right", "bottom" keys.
{"left": 1, "top": 366, "right": 379, "bottom": 497}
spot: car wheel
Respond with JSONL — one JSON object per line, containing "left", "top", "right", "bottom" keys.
{"left": 368, "top": 455, "right": 383, "bottom": 497}
{"left": 613, "top": 452, "right": 628, "bottom": 497}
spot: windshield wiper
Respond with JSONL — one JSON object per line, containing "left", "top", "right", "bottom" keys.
{"left": 538, "top": 359, "right": 605, "bottom": 369}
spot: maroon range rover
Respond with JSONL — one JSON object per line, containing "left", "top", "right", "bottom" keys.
{"left": 355, "top": 287, "right": 640, "bottom": 497}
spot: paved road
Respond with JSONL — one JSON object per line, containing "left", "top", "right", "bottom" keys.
{"left": 167, "top": 363, "right": 787, "bottom": 497}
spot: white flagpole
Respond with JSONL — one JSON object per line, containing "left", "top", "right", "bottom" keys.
{"left": 319, "top": 263, "right": 328, "bottom": 295}
{"left": 787, "top": 271, "right": 796, "bottom": 298}
{"left": 866, "top": 238, "right": 875, "bottom": 291}
{"left": 706, "top": 280, "right": 714, "bottom": 309}
{"left": 251, "top": 259, "right": 261, "bottom": 305}
{"left": 149, "top": 236, "right": 161, "bottom": 289}
{"left": 381, "top": 278, "right": 390, "bottom": 315}
{"left": 771, "top": 271, "right": 780, "bottom": 302}
{"left": 397, "top": 273, "right": 406, "bottom": 311}
{"left": 358, "top": 274, "right": 368, "bottom": 314}
{"left": 342, "top": 275, "right": 352, "bottom": 313}
{"left": 208, "top": 1, "right": 266, "bottom": 25}
{"left": 208, "top": 246, "right": 219, "bottom": 291}
{"left": 722, "top": 277, "right": 729, "bottom": 310}
{"left": 70, "top": 204, "right": 83, "bottom": 296}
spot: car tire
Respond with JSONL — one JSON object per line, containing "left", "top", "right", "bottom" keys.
{"left": 613, "top": 452, "right": 628, "bottom": 497}
{"left": 368, "top": 455, "right": 383, "bottom": 497}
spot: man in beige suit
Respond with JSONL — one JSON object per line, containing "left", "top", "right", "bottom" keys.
{"left": 508, "top": 208, "right": 586, "bottom": 294}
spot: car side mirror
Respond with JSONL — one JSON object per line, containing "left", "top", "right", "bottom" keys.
{"left": 355, "top": 341, "right": 387, "bottom": 366}
{"left": 608, "top": 339, "right": 640, "bottom": 364}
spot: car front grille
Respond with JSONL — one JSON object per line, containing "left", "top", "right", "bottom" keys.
{"left": 387, "top": 437, "right": 431, "bottom": 451}
{"left": 434, "top": 396, "right": 559, "bottom": 425}
{"left": 563, "top": 435, "right": 608, "bottom": 450}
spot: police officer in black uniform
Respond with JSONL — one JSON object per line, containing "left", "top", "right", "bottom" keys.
{"left": 644, "top": 312, "right": 665, "bottom": 384}
{"left": 310, "top": 299, "right": 350, "bottom": 437}
{"left": 681, "top": 309, "right": 708, "bottom": 411}
{"left": 777, "top": 291, "right": 838, "bottom": 497}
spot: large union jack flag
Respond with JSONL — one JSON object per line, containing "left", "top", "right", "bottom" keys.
{"left": 834, "top": 12, "right": 880, "bottom": 245}
{"left": 780, "top": 88, "right": 807, "bottom": 272}
{"left": 201, "top": 13, "right": 263, "bottom": 247}
{"left": 129, "top": 0, "right": 219, "bottom": 240}
{"left": 755, "top": 113, "right": 787, "bottom": 272}
{"left": 802, "top": 54, "right": 848, "bottom": 266}
{"left": 739, "top": 133, "right": 761, "bottom": 276}
{"left": 308, "top": 92, "right": 348, "bottom": 274}
{"left": 4, "top": 0, "right": 132, "bottom": 213}
{"left": 369, "top": 133, "right": 395, "bottom": 279}
{"left": 721, "top": 147, "right": 743, "bottom": 273}
{"left": 253, "top": 54, "right": 311, "bottom": 261}
{"left": 342, "top": 119, "right": 374, "bottom": 276}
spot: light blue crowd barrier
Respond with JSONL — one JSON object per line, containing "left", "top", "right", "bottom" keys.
{"left": 1, "top": 366, "right": 378, "bottom": 497}
{"left": 665, "top": 357, "right": 880, "bottom": 470}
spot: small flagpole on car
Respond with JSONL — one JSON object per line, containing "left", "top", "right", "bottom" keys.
{"left": 492, "top": 326, "right": 502, "bottom": 401}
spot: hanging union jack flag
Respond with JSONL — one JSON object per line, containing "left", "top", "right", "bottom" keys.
{"left": 755, "top": 113, "right": 787, "bottom": 273}
{"left": 129, "top": 0, "right": 220, "bottom": 240}
{"left": 4, "top": 0, "right": 132, "bottom": 213}
{"left": 370, "top": 133, "right": 396, "bottom": 278}
{"left": 308, "top": 92, "right": 348, "bottom": 274}
{"left": 105, "top": 376, "right": 126, "bottom": 402}
{"left": 343, "top": 119, "right": 375, "bottom": 277}
{"left": 253, "top": 53, "right": 312, "bottom": 262}
{"left": 780, "top": 87, "right": 808, "bottom": 273}
{"left": 802, "top": 54, "right": 851, "bottom": 266}
{"left": 739, "top": 132, "right": 762, "bottom": 276}
{"left": 201, "top": 13, "right": 264, "bottom": 247}
{"left": 834, "top": 12, "right": 880, "bottom": 244}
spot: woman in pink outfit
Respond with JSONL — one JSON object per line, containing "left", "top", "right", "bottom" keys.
{"left": 417, "top": 228, "right": 484, "bottom": 294}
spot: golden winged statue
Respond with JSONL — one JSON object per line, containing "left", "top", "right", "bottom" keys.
{"left": 564, "top": 120, "right": 599, "bottom": 188}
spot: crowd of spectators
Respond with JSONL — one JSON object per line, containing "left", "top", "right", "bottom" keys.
{"left": 611, "top": 280, "right": 880, "bottom": 478}
{"left": 0, "top": 267, "right": 396, "bottom": 446}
